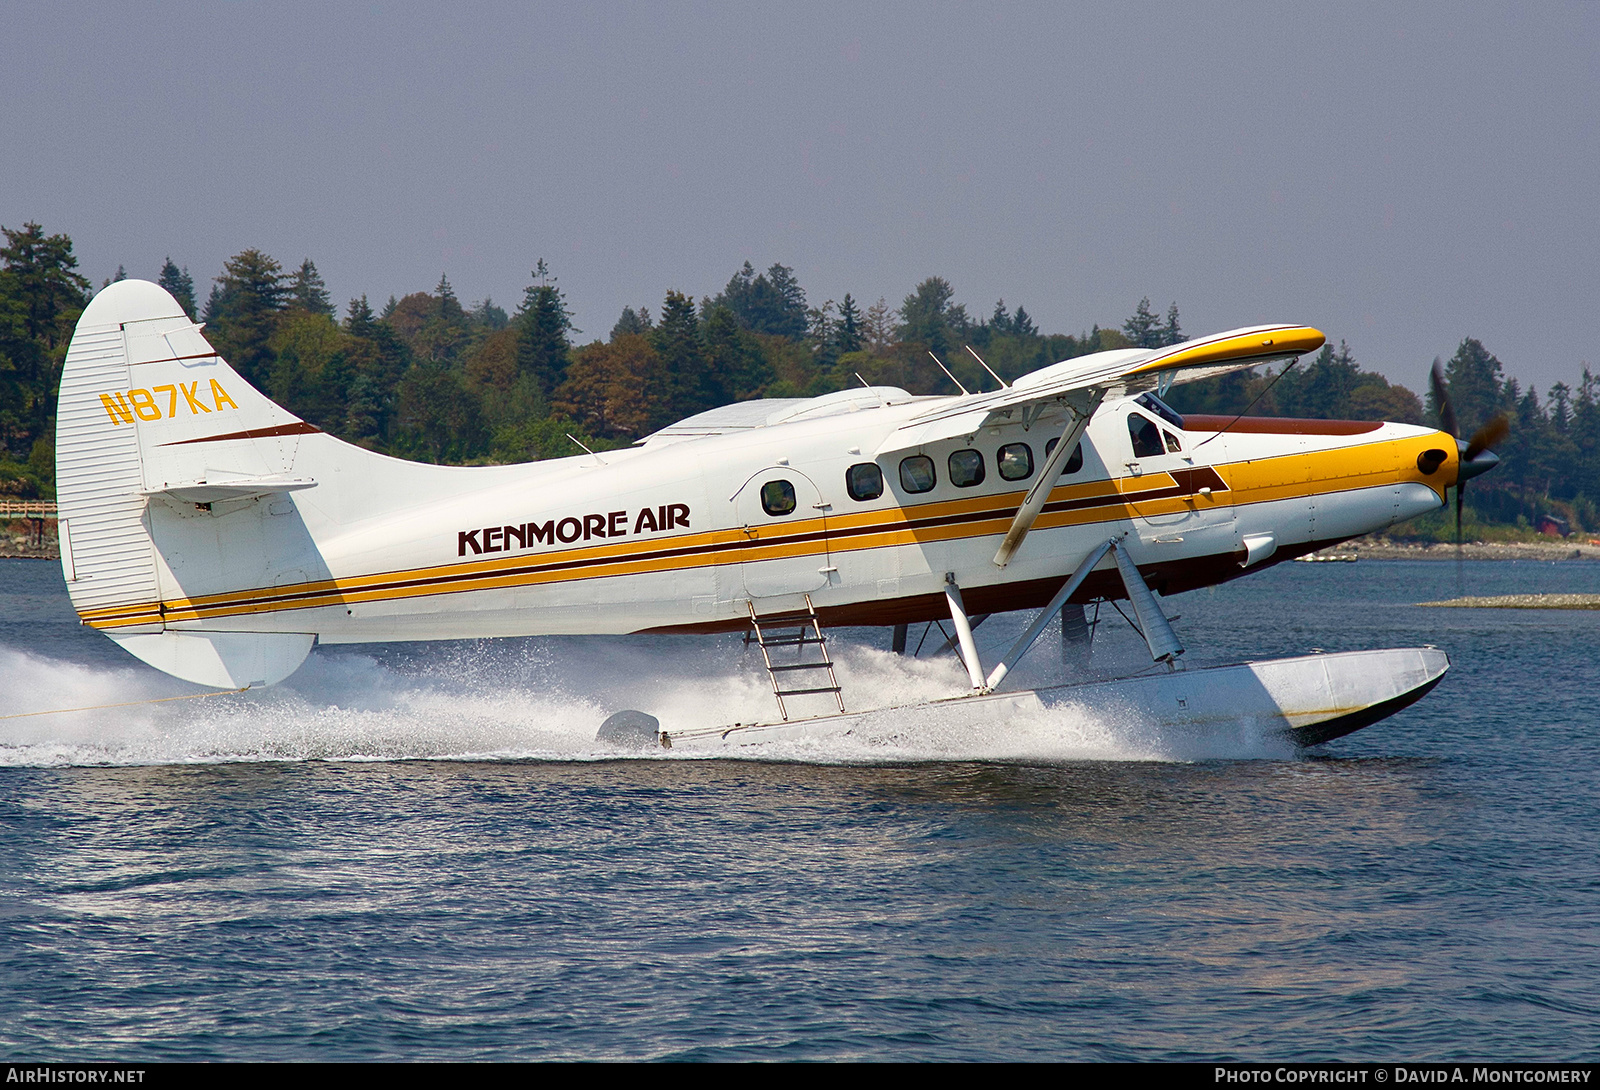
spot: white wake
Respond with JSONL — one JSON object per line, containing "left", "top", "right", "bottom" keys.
{"left": 0, "top": 633, "right": 1295, "bottom": 768}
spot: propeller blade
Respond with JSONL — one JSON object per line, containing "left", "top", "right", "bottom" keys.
{"left": 1465, "top": 415, "right": 1510, "bottom": 461}
{"left": 1430, "top": 359, "right": 1458, "bottom": 439}
{"left": 1456, "top": 481, "right": 1464, "bottom": 546}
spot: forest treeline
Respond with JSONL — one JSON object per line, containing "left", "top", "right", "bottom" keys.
{"left": 2, "top": 221, "right": 1596, "bottom": 536}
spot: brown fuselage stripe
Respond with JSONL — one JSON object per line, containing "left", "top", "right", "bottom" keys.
{"left": 1181, "top": 415, "right": 1384, "bottom": 437}
{"left": 80, "top": 467, "right": 1238, "bottom": 626}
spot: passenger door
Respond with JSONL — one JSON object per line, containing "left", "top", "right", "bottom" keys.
{"left": 732, "top": 468, "right": 832, "bottom": 599}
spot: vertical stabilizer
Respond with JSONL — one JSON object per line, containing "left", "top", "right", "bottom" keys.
{"left": 55, "top": 280, "right": 315, "bottom": 687}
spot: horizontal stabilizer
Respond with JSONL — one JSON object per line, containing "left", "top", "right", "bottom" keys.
{"left": 142, "top": 477, "right": 317, "bottom": 504}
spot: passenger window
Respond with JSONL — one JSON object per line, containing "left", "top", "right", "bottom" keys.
{"left": 948, "top": 449, "right": 985, "bottom": 488}
{"left": 846, "top": 462, "right": 884, "bottom": 501}
{"left": 1163, "top": 430, "right": 1182, "bottom": 454}
{"left": 761, "top": 479, "right": 797, "bottom": 516}
{"left": 1128, "top": 413, "right": 1163, "bottom": 459}
{"left": 1045, "top": 438, "right": 1085, "bottom": 474}
{"left": 899, "top": 455, "right": 936, "bottom": 493}
{"left": 997, "top": 443, "right": 1033, "bottom": 481}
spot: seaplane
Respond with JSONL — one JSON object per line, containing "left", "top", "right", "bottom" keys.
{"left": 53, "top": 280, "right": 1502, "bottom": 751}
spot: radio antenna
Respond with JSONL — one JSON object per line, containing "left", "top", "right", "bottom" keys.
{"left": 1192, "top": 358, "right": 1302, "bottom": 448}
{"left": 965, "top": 345, "right": 1010, "bottom": 390}
{"left": 855, "top": 373, "right": 887, "bottom": 405}
{"left": 928, "top": 351, "right": 970, "bottom": 396}
{"left": 568, "top": 433, "right": 608, "bottom": 464}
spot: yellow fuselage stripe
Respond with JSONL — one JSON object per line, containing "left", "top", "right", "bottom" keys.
{"left": 81, "top": 433, "right": 1449, "bottom": 629}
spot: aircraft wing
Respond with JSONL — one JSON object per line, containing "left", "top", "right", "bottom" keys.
{"left": 873, "top": 324, "right": 1325, "bottom": 455}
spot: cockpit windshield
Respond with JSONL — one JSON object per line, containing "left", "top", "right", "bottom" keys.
{"left": 1134, "top": 392, "right": 1185, "bottom": 430}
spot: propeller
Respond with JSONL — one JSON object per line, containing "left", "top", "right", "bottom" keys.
{"left": 1429, "top": 359, "right": 1508, "bottom": 556}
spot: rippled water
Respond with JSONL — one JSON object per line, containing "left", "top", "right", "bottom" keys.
{"left": 1, "top": 556, "right": 1596, "bottom": 1060}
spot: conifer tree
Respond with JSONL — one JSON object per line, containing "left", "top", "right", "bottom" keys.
{"left": 652, "top": 289, "right": 706, "bottom": 422}
{"left": 435, "top": 273, "right": 464, "bottom": 322}
{"left": 1122, "top": 297, "right": 1162, "bottom": 348}
{"left": 470, "top": 298, "right": 508, "bottom": 331}
{"left": 763, "top": 264, "right": 808, "bottom": 340}
{"left": 1, "top": 222, "right": 90, "bottom": 351}
{"left": 289, "top": 259, "right": 334, "bottom": 316}
{"left": 1443, "top": 338, "right": 1510, "bottom": 437}
{"left": 863, "top": 298, "right": 894, "bottom": 354}
{"left": 807, "top": 300, "right": 839, "bottom": 370}
{"left": 159, "top": 257, "right": 197, "bottom": 319}
{"left": 610, "top": 306, "right": 652, "bottom": 340}
{"left": 206, "top": 249, "right": 286, "bottom": 388}
{"left": 702, "top": 304, "right": 772, "bottom": 404}
{"left": 711, "top": 261, "right": 808, "bottom": 339}
{"left": 0, "top": 221, "right": 91, "bottom": 460}
{"left": 515, "top": 260, "right": 574, "bottom": 398}
{"left": 836, "top": 294, "right": 862, "bottom": 355}
{"left": 1161, "top": 303, "right": 1182, "bottom": 346}
{"left": 897, "top": 277, "right": 966, "bottom": 357}
{"left": 345, "top": 294, "right": 377, "bottom": 337}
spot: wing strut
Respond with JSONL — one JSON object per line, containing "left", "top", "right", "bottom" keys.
{"left": 992, "top": 389, "right": 1105, "bottom": 567}
{"left": 983, "top": 536, "right": 1184, "bottom": 692}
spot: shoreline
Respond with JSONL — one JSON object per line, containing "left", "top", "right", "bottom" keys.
{"left": 1308, "top": 537, "right": 1600, "bottom": 562}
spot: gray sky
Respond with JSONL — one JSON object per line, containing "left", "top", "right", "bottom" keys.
{"left": 4, "top": 1, "right": 1595, "bottom": 394}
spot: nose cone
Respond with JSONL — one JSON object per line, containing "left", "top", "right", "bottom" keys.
{"left": 1457, "top": 441, "right": 1500, "bottom": 483}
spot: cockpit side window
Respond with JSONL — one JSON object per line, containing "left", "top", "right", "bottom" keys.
{"left": 1128, "top": 413, "right": 1164, "bottom": 459}
{"left": 1163, "top": 430, "right": 1182, "bottom": 454}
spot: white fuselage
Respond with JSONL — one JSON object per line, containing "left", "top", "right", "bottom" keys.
{"left": 112, "top": 391, "right": 1450, "bottom": 644}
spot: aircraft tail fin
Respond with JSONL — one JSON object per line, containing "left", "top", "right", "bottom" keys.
{"left": 55, "top": 279, "right": 318, "bottom": 687}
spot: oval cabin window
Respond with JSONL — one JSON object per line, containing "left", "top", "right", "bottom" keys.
{"left": 760, "top": 479, "right": 797, "bottom": 516}
{"left": 899, "top": 455, "right": 937, "bottom": 494}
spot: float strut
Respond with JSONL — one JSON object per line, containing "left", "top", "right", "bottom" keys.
{"left": 1110, "top": 541, "right": 1185, "bottom": 666}
{"left": 985, "top": 537, "right": 1117, "bottom": 691}
{"left": 943, "top": 573, "right": 986, "bottom": 691}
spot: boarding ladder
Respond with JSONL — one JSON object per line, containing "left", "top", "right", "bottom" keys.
{"left": 746, "top": 594, "right": 846, "bottom": 721}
